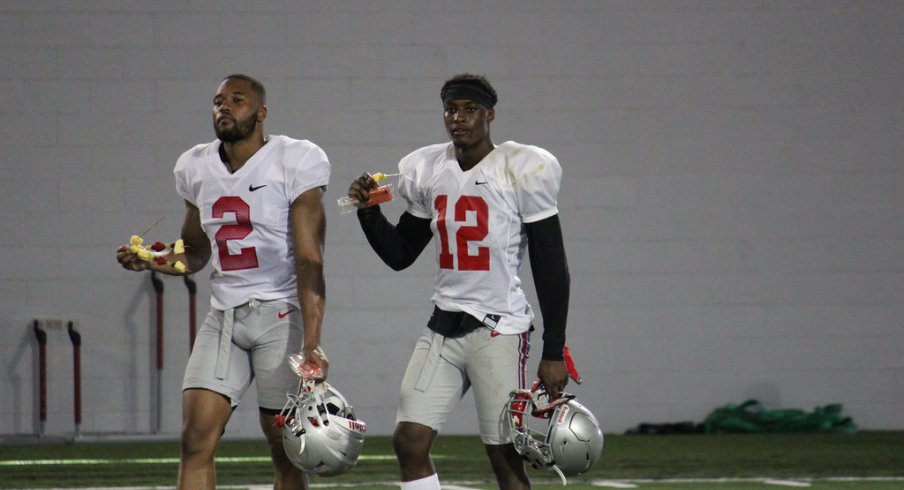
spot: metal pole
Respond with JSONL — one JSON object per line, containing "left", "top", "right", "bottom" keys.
{"left": 151, "top": 271, "right": 164, "bottom": 434}
{"left": 67, "top": 321, "right": 82, "bottom": 438}
{"left": 33, "top": 320, "right": 47, "bottom": 437}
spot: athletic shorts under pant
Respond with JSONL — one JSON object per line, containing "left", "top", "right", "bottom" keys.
{"left": 182, "top": 298, "right": 302, "bottom": 411}
{"left": 396, "top": 326, "right": 531, "bottom": 445}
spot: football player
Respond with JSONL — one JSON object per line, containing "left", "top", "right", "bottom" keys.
{"left": 347, "top": 73, "right": 570, "bottom": 490}
{"left": 117, "top": 74, "right": 329, "bottom": 490}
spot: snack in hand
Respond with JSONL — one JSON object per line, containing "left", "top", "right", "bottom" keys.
{"left": 126, "top": 235, "right": 188, "bottom": 272}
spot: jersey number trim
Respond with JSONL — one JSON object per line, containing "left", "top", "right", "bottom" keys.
{"left": 212, "top": 196, "right": 260, "bottom": 271}
{"left": 434, "top": 195, "right": 489, "bottom": 271}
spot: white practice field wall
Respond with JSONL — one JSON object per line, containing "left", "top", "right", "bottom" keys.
{"left": 1, "top": 1, "right": 901, "bottom": 438}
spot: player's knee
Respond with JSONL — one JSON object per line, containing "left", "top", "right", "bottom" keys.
{"left": 181, "top": 419, "right": 224, "bottom": 459}
{"left": 180, "top": 422, "right": 221, "bottom": 460}
{"left": 392, "top": 423, "right": 434, "bottom": 462}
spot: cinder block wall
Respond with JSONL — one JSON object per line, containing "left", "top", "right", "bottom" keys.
{"left": 1, "top": 1, "right": 901, "bottom": 438}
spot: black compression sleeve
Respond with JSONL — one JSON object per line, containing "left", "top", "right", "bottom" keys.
{"left": 357, "top": 207, "right": 433, "bottom": 271}
{"left": 525, "top": 215, "right": 570, "bottom": 361}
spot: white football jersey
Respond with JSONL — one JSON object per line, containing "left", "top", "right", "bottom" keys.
{"left": 397, "top": 141, "right": 562, "bottom": 335}
{"left": 174, "top": 135, "right": 330, "bottom": 310}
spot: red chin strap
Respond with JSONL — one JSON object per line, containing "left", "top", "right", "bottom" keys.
{"left": 563, "top": 346, "right": 583, "bottom": 384}
{"left": 527, "top": 380, "right": 574, "bottom": 419}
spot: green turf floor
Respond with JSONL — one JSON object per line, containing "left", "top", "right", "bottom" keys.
{"left": 1, "top": 432, "right": 901, "bottom": 489}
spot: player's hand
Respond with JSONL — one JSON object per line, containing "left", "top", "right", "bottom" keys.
{"left": 116, "top": 245, "right": 151, "bottom": 272}
{"left": 347, "top": 173, "right": 379, "bottom": 209}
{"left": 537, "top": 359, "right": 569, "bottom": 399}
{"left": 299, "top": 345, "right": 330, "bottom": 382}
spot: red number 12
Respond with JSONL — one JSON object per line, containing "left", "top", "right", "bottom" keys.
{"left": 434, "top": 195, "right": 489, "bottom": 271}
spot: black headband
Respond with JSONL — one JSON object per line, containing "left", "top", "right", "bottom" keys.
{"left": 441, "top": 81, "right": 497, "bottom": 108}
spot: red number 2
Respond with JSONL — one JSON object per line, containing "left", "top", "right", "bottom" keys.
{"left": 434, "top": 195, "right": 489, "bottom": 271}
{"left": 212, "top": 196, "right": 259, "bottom": 271}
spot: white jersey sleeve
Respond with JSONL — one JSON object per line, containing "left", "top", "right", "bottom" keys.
{"left": 284, "top": 140, "right": 330, "bottom": 200}
{"left": 174, "top": 143, "right": 209, "bottom": 206}
{"left": 508, "top": 143, "right": 562, "bottom": 223}
{"left": 397, "top": 143, "right": 448, "bottom": 220}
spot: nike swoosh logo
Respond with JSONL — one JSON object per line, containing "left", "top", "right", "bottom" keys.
{"left": 249, "top": 184, "right": 267, "bottom": 192}
{"left": 278, "top": 310, "right": 294, "bottom": 319}
{"left": 475, "top": 181, "right": 489, "bottom": 186}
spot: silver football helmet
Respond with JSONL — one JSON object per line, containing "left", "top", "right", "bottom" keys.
{"left": 279, "top": 379, "right": 366, "bottom": 477}
{"left": 506, "top": 383, "right": 604, "bottom": 484}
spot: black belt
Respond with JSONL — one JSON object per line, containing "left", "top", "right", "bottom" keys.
{"left": 426, "top": 306, "right": 485, "bottom": 338}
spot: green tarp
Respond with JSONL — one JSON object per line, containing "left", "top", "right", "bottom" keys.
{"left": 703, "top": 399, "right": 857, "bottom": 434}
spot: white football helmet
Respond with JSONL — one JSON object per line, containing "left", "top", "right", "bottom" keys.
{"left": 505, "top": 383, "right": 604, "bottom": 484}
{"left": 279, "top": 380, "right": 366, "bottom": 477}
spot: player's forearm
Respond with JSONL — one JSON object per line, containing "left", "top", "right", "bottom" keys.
{"left": 296, "top": 261, "right": 326, "bottom": 351}
{"left": 357, "top": 208, "right": 432, "bottom": 270}
{"left": 526, "top": 215, "right": 570, "bottom": 361}
{"left": 536, "top": 266, "right": 569, "bottom": 360}
{"left": 288, "top": 189, "right": 328, "bottom": 352}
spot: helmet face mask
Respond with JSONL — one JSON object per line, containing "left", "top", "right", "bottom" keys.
{"left": 280, "top": 380, "right": 366, "bottom": 477}
{"left": 506, "top": 385, "right": 604, "bottom": 482}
